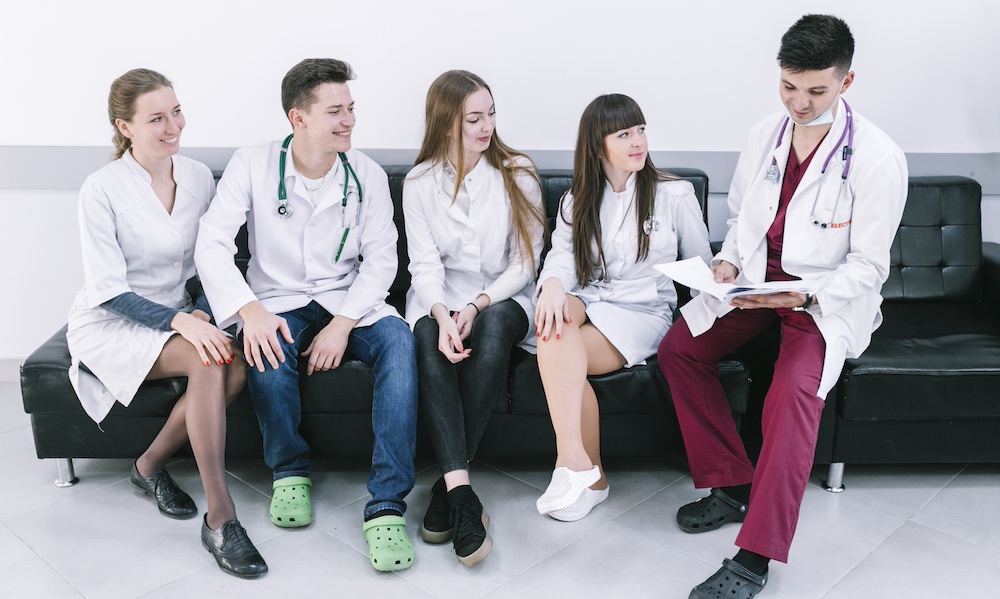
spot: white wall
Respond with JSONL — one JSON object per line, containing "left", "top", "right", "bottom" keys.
{"left": 1, "top": 0, "right": 998, "bottom": 359}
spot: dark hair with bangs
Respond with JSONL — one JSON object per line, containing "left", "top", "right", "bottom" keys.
{"left": 565, "top": 94, "right": 677, "bottom": 287}
{"left": 778, "top": 14, "right": 855, "bottom": 77}
{"left": 281, "top": 58, "right": 355, "bottom": 119}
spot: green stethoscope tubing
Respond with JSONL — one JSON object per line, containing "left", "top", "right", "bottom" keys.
{"left": 277, "top": 133, "right": 363, "bottom": 262}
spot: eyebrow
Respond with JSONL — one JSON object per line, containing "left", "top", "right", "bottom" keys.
{"left": 146, "top": 104, "right": 181, "bottom": 118}
{"left": 465, "top": 104, "right": 496, "bottom": 116}
{"left": 781, "top": 78, "right": 829, "bottom": 91}
{"left": 324, "top": 101, "right": 355, "bottom": 110}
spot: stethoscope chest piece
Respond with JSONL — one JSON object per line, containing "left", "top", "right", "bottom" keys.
{"left": 277, "top": 201, "right": 294, "bottom": 219}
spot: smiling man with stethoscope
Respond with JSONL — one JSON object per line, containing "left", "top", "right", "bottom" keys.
{"left": 657, "top": 15, "right": 907, "bottom": 599}
{"left": 194, "top": 59, "right": 419, "bottom": 573}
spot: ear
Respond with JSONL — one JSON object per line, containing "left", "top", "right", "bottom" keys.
{"left": 839, "top": 71, "right": 855, "bottom": 95}
{"left": 115, "top": 118, "right": 133, "bottom": 139}
{"left": 288, "top": 107, "right": 306, "bottom": 131}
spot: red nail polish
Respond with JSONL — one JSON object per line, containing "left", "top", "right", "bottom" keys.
{"left": 542, "top": 336, "right": 547, "bottom": 341}
{"left": 226, "top": 358, "right": 232, "bottom": 364}
{"left": 217, "top": 360, "right": 223, "bottom": 365}
{"left": 204, "top": 361, "right": 211, "bottom": 366}
{"left": 556, "top": 334, "right": 561, "bottom": 340}
{"left": 536, "top": 331, "right": 541, "bottom": 337}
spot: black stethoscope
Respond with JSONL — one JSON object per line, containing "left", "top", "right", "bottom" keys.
{"left": 764, "top": 99, "right": 856, "bottom": 229}
{"left": 277, "top": 133, "right": 364, "bottom": 261}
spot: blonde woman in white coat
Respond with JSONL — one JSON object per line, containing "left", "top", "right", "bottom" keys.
{"left": 404, "top": 70, "right": 545, "bottom": 567}
{"left": 66, "top": 69, "right": 266, "bottom": 578}
{"left": 534, "top": 94, "right": 712, "bottom": 521}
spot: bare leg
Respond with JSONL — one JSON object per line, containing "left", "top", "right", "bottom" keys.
{"left": 136, "top": 336, "right": 245, "bottom": 528}
{"left": 537, "top": 295, "right": 625, "bottom": 478}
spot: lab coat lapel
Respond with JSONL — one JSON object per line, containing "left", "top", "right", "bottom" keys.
{"left": 434, "top": 163, "right": 475, "bottom": 229}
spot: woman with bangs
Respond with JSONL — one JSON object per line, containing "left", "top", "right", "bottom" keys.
{"left": 533, "top": 94, "right": 712, "bottom": 521}
{"left": 403, "top": 70, "right": 545, "bottom": 567}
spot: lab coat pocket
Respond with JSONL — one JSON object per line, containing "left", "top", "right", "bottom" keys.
{"left": 646, "top": 217, "right": 670, "bottom": 249}
{"left": 811, "top": 208, "right": 852, "bottom": 266}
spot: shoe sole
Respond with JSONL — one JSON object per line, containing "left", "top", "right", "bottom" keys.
{"left": 201, "top": 539, "right": 269, "bottom": 579}
{"left": 548, "top": 488, "right": 609, "bottom": 522}
{"left": 677, "top": 512, "right": 746, "bottom": 534}
{"left": 131, "top": 484, "right": 198, "bottom": 520}
{"left": 419, "top": 524, "right": 453, "bottom": 544}
{"left": 458, "top": 534, "right": 493, "bottom": 567}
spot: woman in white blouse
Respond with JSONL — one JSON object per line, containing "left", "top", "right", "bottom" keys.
{"left": 403, "top": 70, "right": 545, "bottom": 567}
{"left": 66, "top": 69, "right": 266, "bottom": 578}
{"left": 533, "top": 94, "right": 713, "bottom": 521}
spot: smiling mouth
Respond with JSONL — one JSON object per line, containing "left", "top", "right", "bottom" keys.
{"left": 334, "top": 131, "right": 351, "bottom": 137}
{"left": 162, "top": 137, "right": 178, "bottom": 144}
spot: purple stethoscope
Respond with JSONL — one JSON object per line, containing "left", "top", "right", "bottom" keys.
{"left": 764, "top": 99, "right": 856, "bottom": 229}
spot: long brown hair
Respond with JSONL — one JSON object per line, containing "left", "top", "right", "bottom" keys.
{"left": 108, "top": 69, "right": 173, "bottom": 160}
{"left": 413, "top": 70, "right": 545, "bottom": 271}
{"left": 567, "top": 94, "right": 677, "bottom": 287}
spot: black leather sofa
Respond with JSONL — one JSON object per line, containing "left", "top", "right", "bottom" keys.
{"left": 813, "top": 176, "right": 1000, "bottom": 489}
{"left": 20, "top": 166, "right": 752, "bottom": 485}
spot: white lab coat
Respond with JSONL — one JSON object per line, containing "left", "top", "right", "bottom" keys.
{"left": 195, "top": 139, "right": 400, "bottom": 330}
{"left": 680, "top": 98, "right": 908, "bottom": 396}
{"left": 402, "top": 156, "right": 544, "bottom": 341}
{"left": 67, "top": 151, "right": 215, "bottom": 423}
{"left": 539, "top": 175, "right": 712, "bottom": 366}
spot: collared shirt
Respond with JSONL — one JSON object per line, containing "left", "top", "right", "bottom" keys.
{"left": 195, "top": 139, "right": 399, "bottom": 330}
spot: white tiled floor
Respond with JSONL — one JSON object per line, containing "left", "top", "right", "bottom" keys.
{"left": 3, "top": 380, "right": 999, "bottom": 599}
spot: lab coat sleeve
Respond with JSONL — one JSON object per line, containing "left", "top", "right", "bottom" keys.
{"left": 78, "top": 177, "right": 134, "bottom": 308}
{"left": 482, "top": 165, "right": 544, "bottom": 303}
{"left": 402, "top": 175, "right": 447, "bottom": 311}
{"left": 671, "top": 183, "right": 714, "bottom": 264}
{"left": 338, "top": 169, "right": 398, "bottom": 320}
{"left": 194, "top": 149, "right": 259, "bottom": 330}
{"left": 537, "top": 192, "right": 580, "bottom": 295}
{"left": 812, "top": 150, "right": 908, "bottom": 315}
{"left": 716, "top": 127, "right": 764, "bottom": 270}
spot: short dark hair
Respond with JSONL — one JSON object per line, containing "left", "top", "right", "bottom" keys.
{"left": 778, "top": 15, "right": 854, "bottom": 77}
{"left": 281, "top": 58, "right": 355, "bottom": 116}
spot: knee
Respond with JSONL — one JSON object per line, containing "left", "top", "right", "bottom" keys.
{"left": 413, "top": 316, "right": 438, "bottom": 351}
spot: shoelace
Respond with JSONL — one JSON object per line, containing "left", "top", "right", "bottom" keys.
{"left": 222, "top": 522, "right": 255, "bottom": 555}
{"left": 450, "top": 502, "right": 485, "bottom": 546}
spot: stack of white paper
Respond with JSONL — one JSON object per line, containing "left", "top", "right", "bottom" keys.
{"left": 654, "top": 257, "right": 813, "bottom": 303}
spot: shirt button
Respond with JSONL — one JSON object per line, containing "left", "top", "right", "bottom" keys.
{"left": 171, "top": 230, "right": 180, "bottom": 237}
{"left": 172, "top": 262, "right": 180, "bottom": 269}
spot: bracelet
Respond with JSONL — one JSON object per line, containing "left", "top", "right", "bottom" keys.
{"left": 793, "top": 293, "right": 813, "bottom": 312}
{"left": 466, "top": 302, "right": 480, "bottom": 315}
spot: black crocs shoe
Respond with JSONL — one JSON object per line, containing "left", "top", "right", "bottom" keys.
{"left": 689, "top": 558, "right": 767, "bottom": 599}
{"left": 677, "top": 488, "right": 748, "bottom": 533}
{"left": 420, "top": 477, "right": 453, "bottom": 543}
{"left": 451, "top": 496, "right": 492, "bottom": 567}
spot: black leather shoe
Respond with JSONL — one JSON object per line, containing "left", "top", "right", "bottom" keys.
{"left": 420, "top": 477, "right": 453, "bottom": 543}
{"left": 130, "top": 462, "right": 197, "bottom": 520}
{"left": 201, "top": 516, "right": 269, "bottom": 579}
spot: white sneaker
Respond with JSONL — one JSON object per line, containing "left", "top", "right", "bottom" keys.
{"left": 548, "top": 486, "right": 609, "bottom": 522}
{"left": 536, "top": 466, "right": 601, "bottom": 514}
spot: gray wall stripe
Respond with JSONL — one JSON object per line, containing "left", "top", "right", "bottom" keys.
{"left": 1, "top": 146, "right": 996, "bottom": 195}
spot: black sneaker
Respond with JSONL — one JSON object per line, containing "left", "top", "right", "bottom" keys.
{"left": 451, "top": 496, "right": 492, "bottom": 567}
{"left": 420, "top": 477, "right": 452, "bottom": 543}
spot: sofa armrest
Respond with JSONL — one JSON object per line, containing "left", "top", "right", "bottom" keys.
{"left": 984, "top": 242, "right": 1000, "bottom": 307}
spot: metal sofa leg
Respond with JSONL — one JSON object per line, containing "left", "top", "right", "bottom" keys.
{"left": 823, "top": 462, "right": 845, "bottom": 493}
{"left": 54, "top": 458, "right": 79, "bottom": 487}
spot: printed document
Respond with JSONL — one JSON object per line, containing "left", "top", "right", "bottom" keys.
{"left": 654, "top": 257, "right": 813, "bottom": 303}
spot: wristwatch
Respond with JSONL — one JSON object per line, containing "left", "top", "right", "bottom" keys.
{"left": 793, "top": 293, "right": 814, "bottom": 312}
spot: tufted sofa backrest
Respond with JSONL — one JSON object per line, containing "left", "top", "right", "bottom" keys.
{"left": 881, "top": 176, "right": 983, "bottom": 303}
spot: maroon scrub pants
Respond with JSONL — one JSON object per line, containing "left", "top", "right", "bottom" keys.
{"left": 658, "top": 307, "right": 826, "bottom": 562}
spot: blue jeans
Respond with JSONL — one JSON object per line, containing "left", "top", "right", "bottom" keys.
{"left": 245, "top": 301, "right": 417, "bottom": 517}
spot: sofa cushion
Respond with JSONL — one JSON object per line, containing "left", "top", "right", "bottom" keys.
{"left": 836, "top": 302, "right": 1000, "bottom": 420}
